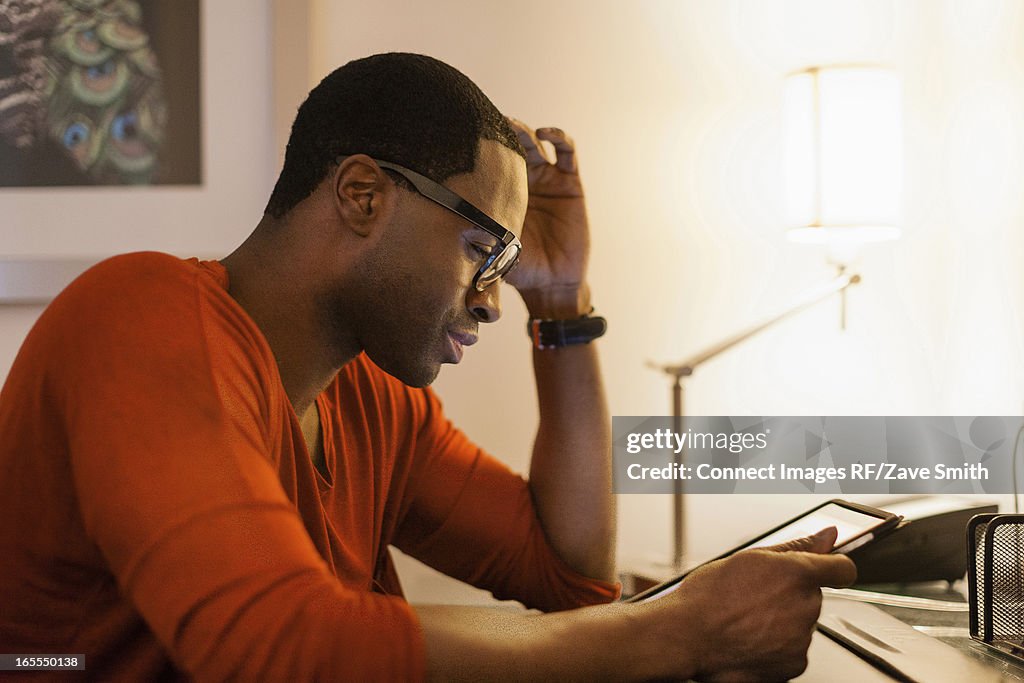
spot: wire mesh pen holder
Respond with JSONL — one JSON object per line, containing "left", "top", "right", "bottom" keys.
{"left": 968, "top": 513, "right": 1024, "bottom": 661}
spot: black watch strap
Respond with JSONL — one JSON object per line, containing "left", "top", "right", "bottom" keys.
{"left": 528, "top": 315, "right": 607, "bottom": 350}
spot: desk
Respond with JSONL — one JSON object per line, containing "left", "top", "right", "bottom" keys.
{"left": 622, "top": 565, "right": 1024, "bottom": 681}
{"left": 800, "top": 582, "right": 1024, "bottom": 682}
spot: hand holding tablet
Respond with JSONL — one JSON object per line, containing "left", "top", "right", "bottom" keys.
{"left": 630, "top": 499, "right": 900, "bottom": 603}
{"left": 633, "top": 523, "right": 859, "bottom": 681}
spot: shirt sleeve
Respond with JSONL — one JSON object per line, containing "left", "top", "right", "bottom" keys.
{"left": 392, "top": 387, "right": 621, "bottom": 612}
{"left": 52, "top": 255, "right": 426, "bottom": 681}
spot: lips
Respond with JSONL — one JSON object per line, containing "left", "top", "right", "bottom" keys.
{"left": 446, "top": 330, "right": 478, "bottom": 363}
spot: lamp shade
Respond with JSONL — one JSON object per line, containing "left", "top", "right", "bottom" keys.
{"left": 783, "top": 66, "right": 903, "bottom": 246}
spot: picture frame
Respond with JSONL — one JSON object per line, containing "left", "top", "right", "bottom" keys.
{"left": 0, "top": 0, "right": 287, "bottom": 303}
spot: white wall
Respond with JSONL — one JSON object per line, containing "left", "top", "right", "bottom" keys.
{"left": 305, "top": 0, "right": 1024, "bottom": 600}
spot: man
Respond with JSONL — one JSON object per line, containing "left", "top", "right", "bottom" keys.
{"left": 0, "top": 53, "right": 854, "bottom": 680}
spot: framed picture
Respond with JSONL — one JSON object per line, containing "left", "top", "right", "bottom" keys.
{"left": 0, "top": 0, "right": 282, "bottom": 302}
{"left": 0, "top": 0, "right": 201, "bottom": 187}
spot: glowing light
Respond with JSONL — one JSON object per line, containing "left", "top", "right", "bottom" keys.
{"left": 783, "top": 66, "right": 903, "bottom": 251}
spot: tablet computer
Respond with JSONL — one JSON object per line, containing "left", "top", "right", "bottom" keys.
{"left": 628, "top": 499, "right": 901, "bottom": 603}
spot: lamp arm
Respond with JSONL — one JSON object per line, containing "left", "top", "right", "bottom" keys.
{"left": 652, "top": 272, "right": 860, "bottom": 379}
{"left": 640, "top": 270, "right": 860, "bottom": 573}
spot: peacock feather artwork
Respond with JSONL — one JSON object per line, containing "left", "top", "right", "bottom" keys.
{"left": 0, "top": 0, "right": 198, "bottom": 186}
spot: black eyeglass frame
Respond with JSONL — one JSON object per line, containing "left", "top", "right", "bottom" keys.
{"left": 337, "top": 155, "right": 522, "bottom": 291}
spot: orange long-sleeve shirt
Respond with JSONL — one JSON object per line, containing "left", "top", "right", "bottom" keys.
{"left": 0, "top": 253, "right": 618, "bottom": 681}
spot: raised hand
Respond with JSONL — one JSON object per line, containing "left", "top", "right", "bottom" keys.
{"left": 506, "top": 119, "right": 591, "bottom": 315}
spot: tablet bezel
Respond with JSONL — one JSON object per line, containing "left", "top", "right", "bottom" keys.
{"left": 626, "top": 498, "right": 901, "bottom": 603}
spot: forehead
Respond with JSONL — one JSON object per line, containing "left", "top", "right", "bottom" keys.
{"left": 443, "top": 140, "right": 528, "bottom": 238}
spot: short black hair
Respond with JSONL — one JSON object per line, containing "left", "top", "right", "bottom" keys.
{"left": 265, "top": 53, "right": 525, "bottom": 218}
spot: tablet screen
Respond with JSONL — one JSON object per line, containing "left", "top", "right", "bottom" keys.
{"left": 634, "top": 502, "right": 889, "bottom": 603}
{"left": 744, "top": 502, "right": 886, "bottom": 550}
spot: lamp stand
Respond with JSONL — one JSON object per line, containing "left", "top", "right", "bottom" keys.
{"left": 651, "top": 270, "right": 860, "bottom": 574}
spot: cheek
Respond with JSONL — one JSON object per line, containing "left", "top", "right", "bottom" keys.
{"left": 411, "top": 248, "right": 477, "bottom": 309}
{"left": 384, "top": 267, "right": 462, "bottom": 337}
{"left": 375, "top": 226, "right": 478, "bottom": 325}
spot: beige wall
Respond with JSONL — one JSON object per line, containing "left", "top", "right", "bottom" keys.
{"left": 2, "top": 0, "right": 1022, "bottom": 603}
{"left": 306, "top": 0, "right": 1024, "bottom": 597}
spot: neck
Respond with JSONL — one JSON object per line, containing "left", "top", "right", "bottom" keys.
{"left": 221, "top": 214, "right": 360, "bottom": 416}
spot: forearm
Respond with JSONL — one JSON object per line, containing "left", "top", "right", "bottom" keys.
{"left": 417, "top": 537, "right": 858, "bottom": 683}
{"left": 521, "top": 286, "right": 615, "bottom": 581}
{"left": 416, "top": 601, "right": 679, "bottom": 682}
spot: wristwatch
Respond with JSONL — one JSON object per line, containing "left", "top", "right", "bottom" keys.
{"left": 528, "top": 314, "right": 607, "bottom": 350}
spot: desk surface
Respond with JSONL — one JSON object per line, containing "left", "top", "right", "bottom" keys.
{"left": 801, "top": 631, "right": 900, "bottom": 682}
{"left": 800, "top": 582, "right": 1024, "bottom": 682}
{"left": 622, "top": 567, "right": 1024, "bottom": 681}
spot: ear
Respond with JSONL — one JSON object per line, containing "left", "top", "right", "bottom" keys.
{"left": 331, "top": 155, "right": 394, "bottom": 237}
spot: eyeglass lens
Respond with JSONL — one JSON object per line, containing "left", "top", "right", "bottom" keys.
{"left": 477, "top": 242, "right": 520, "bottom": 289}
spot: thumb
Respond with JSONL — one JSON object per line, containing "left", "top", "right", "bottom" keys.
{"left": 766, "top": 526, "right": 837, "bottom": 554}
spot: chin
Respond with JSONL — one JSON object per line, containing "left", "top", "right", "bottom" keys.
{"left": 371, "top": 353, "right": 441, "bottom": 388}
{"left": 399, "top": 368, "right": 439, "bottom": 389}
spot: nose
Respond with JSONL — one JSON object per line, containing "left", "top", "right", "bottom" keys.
{"left": 467, "top": 281, "right": 501, "bottom": 323}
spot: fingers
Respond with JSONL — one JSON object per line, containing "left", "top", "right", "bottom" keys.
{"left": 797, "top": 552, "right": 858, "bottom": 588}
{"left": 536, "top": 127, "right": 578, "bottom": 174}
{"left": 735, "top": 543, "right": 856, "bottom": 590}
{"left": 509, "top": 118, "right": 548, "bottom": 166}
{"left": 508, "top": 118, "right": 578, "bottom": 173}
{"left": 761, "top": 526, "right": 856, "bottom": 588}
{"left": 766, "top": 526, "right": 837, "bottom": 554}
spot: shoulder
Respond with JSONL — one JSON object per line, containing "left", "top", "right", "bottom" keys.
{"left": 59, "top": 251, "right": 207, "bottom": 305}
{"left": 7, "top": 253, "right": 283, "bottom": 453}
{"left": 35, "top": 252, "right": 268, "bottom": 371}
{"left": 38, "top": 253, "right": 209, "bottom": 350}
{"left": 46, "top": 251, "right": 243, "bottom": 327}
{"left": 43, "top": 251, "right": 198, "bottom": 322}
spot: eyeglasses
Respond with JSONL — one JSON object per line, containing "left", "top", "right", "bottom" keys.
{"left": 338, "top": 156, "right": 521, "bottom": 291}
